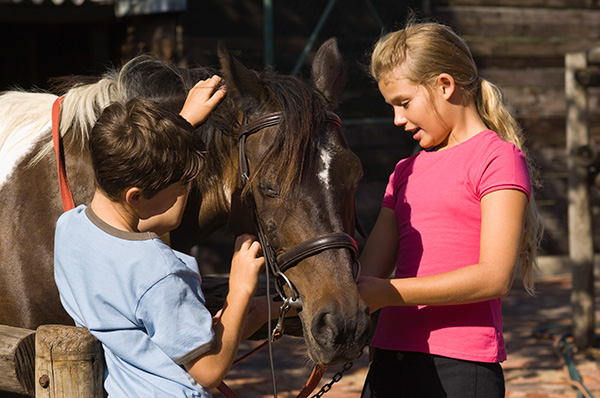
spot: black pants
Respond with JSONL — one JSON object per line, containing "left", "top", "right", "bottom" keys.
{"left": 360, "top": 348, "right": 505, "bottom": 398}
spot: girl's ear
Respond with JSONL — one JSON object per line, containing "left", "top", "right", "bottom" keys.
{"left": 437, "top": 73, "right": 456, "bottom": 100}
{"left": 125, "top": 187, "right": 143, "bottom": 208}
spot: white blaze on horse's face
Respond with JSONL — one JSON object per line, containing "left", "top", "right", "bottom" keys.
{"left": 223, "top": 180, "right": 233, "bottom": 207}
{"left": 318, "top": 148, "right": 331, "bottom": 191}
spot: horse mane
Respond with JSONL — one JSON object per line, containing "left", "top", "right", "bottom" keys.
{"left": 202, "top": 70, "right": 328, "bottom": 201}
{"left": 28, "top": 55, "right": 213, "bottom": 166}
{"left": 0, "top": 53, "right": 328, "bottom": 200}
{"left": 0, "top": 90, "right": 57, "bottom": 184}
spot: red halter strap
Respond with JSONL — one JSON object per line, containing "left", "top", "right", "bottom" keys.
{"left": 52, "top": 95, "right": 76, "bottom": 212}
{"left": 216, "top": 364, "right": 326, "bottom": 398}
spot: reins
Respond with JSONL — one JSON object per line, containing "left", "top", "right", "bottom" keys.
{"left": 52, "top": 95, "right": 76, "bottom": 212}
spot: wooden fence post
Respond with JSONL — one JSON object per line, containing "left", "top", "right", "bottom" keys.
{"left": 565, "top": 50, "right": 596, "bottom": 350}
{"left": 35, "top": 325, "right": 105, "bottom": 398}
{"left": 0, "top": 325, "right": 35, "bottom": 396}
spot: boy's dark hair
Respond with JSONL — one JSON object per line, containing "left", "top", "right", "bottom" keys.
{"left": 89, "top": 98, "right": 204, "bottom": 201}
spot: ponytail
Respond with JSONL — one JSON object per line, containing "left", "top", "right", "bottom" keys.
{"left": 475, "top": 78, "right": 544, "bottom": 295}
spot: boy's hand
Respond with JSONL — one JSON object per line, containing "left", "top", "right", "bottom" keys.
{"left": 229, "top": 234, "right": 265, "bottom": 300}
{"left": 241, "top": 295, "right": 279, "bottom": 340}
{"left": 179, "top": 75, "right": 226, "bottom": 127}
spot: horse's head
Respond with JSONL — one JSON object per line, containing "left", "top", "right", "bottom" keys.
{"left": 215, "top": 39, "right": 370, "bottom": 365}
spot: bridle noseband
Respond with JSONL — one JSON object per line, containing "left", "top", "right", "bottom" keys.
{"left": 237, "top": 110, "right": 361, "bottom": 313}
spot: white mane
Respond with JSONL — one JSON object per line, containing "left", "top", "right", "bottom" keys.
{"left": 0, "top": 91, "right": 56, "bottom": 186}
{"left": 0, "top": 72, "right": 121, "bottom": 187}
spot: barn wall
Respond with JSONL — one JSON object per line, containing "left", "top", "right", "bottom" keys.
{"left": 431, "top": 0, "right": 600, "bottom": 256}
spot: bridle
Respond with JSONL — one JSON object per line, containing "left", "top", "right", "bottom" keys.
{"left": 235, "top": 109, "right": 361, "bottom": 397}
{"left": 237, "top": 110, "right": 361, "bottom": 314}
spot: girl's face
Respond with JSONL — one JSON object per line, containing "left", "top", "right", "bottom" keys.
{"left": 378, "top": 72, "right": 449, "bottom": 150}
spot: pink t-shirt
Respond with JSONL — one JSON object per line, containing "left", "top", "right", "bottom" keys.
{"left": 372, "top": 130, "right": 531, "bottom": 363}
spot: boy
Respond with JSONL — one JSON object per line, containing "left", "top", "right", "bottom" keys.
{"left": 54, "top": 76, "right": 265, "bottom": 397}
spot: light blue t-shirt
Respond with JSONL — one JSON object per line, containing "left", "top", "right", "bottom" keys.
{"left": 54, "top": 205, "right": 215, "bottom": 397}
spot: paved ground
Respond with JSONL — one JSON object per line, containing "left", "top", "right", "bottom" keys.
{"left": 212, "top": 273, "right": 600, "bottom": 398}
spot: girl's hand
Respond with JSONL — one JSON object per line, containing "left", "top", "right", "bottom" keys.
{"left": 179, "top": 75, "right": 226, "bottom": 127}
{"left": 357, "top": 276, "right": 392, "bottom": 314}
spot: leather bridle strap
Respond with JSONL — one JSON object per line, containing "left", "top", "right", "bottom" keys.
{"left": 237, "top": 110, "right": 353, "bottom": 303}
{"left": 238, "top": 111, "right": 341, "bottom": 186}
{"left": 276, "top": 232, "right": 359, "bottom": 275}
{"left": 231, "top": 110, "right": 350, "bottom": 398}
{"left": 52, "top": 95, "right": 76, "bottom": 212}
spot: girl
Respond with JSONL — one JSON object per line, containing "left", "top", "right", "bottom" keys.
{"left": 357, "top": 20, "right": 544, "bottom": 397}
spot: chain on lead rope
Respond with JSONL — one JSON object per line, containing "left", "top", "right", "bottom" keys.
{"left": 310, "top": 335, "right": 370, "bottom": 398}
{"left": 310, "top": 360, "right": 355, "bottom": 398}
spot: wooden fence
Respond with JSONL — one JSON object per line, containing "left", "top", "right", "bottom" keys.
{"left": 0, "top": 275, "right": 305, "bottom": 397}
{"left": 0, "top": 324, "right": 104, "bottom": 398}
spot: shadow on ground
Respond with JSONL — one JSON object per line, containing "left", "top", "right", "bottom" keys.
{"left": 213, "top": 273, "right": 600, "bottom": 398}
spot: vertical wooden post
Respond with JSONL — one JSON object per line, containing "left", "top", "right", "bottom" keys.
{"left": 565, "top": 50, "right": 596, "bottom": 350}
{"left": 35, "top": 325, "right": 105, "bottom": 398}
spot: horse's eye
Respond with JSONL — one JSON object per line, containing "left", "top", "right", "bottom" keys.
{"left": 259, "top": 183, "right": 280, "bottom": 198}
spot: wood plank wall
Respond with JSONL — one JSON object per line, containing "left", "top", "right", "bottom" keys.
{"left": 432, "top": 0, "right": 600, "bottom": 256}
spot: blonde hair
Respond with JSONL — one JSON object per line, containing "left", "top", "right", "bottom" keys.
{"left": 371, "top": 21, "right": 544, "bottom": 295}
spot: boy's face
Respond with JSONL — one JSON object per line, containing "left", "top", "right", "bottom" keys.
{"left": 136, "top": 181, "right": 190, "bottom": 220}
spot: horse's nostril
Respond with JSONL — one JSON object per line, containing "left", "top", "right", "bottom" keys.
{"left": 311, "top": 310, "right": 339, "bottom": 347}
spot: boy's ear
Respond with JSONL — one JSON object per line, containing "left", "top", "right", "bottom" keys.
{"left": 125, "top": 187, "right": 143, "bottom": 208}
{"left": 437, "top": 73, "right": 455, "bottom": 99}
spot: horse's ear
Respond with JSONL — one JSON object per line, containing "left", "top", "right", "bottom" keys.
{"left": 311, "top": 38, "right": 346, "bottom": 110}
{"left": 218, "top": 42, "right": 268, "bottom": 112}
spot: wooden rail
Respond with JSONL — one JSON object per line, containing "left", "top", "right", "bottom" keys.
{"left": 0, "top": 325, "right": 35, "bottom": 396}
{"left": 0, "top": 324, "right": 104, "bottom": 398}
{"left": 0, "top": 276, "right": 304, "bottom": 397}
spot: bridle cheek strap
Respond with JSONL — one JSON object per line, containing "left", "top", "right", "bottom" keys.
{"left": 52, "top": 95, "right": 76, "bottom": 212}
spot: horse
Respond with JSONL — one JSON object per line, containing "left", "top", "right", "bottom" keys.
{"left": 0, "top": 39, "right": 370, "bottom": 366}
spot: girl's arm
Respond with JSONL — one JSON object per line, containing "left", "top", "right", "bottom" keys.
{"left": 359, "top": 206, "right": 399, "bottom": 278}
{"left": 358, "top": 189, "right": 528, "bottom": 312}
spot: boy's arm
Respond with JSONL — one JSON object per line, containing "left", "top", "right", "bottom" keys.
{"left": 184, "top": 234, "right": 264, "bottom": 389}
{"left": 179, "top": 75, "right": 226, "bottom": 127}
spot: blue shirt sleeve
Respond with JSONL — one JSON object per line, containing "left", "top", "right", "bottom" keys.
{"left": 135, "top": 269, "right": 215, "bottom": 365}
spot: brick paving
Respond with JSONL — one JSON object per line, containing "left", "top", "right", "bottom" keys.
{"left": 213, "top": 273, "right": 600, "bottom": 398}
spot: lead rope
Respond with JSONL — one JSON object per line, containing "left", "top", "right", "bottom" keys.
{"left": 52, "top": 95, "right": 76, "bottom": 212}
{"left": 263, "top": 231, "right": 279, "bottom": 397}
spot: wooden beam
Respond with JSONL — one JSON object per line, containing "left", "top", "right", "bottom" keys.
{"left": 433, "top": 0, "right": 599, "bottom": 8}
{"left": 565, "top": 50, "right": 596, "bottom": 350}
{"left": 436, "top": 5, "right": 600, "bottom": 39}
{"left": 0, "top": 325, "right": 35, "bottom": 396}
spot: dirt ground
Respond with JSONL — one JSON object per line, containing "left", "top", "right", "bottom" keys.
{"left": 211, "top": 272, "right": 600, "bottom": 398}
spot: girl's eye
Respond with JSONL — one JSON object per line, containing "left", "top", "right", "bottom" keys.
{"left": 400, "top": 101, "right": 409, "bottom": 108}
